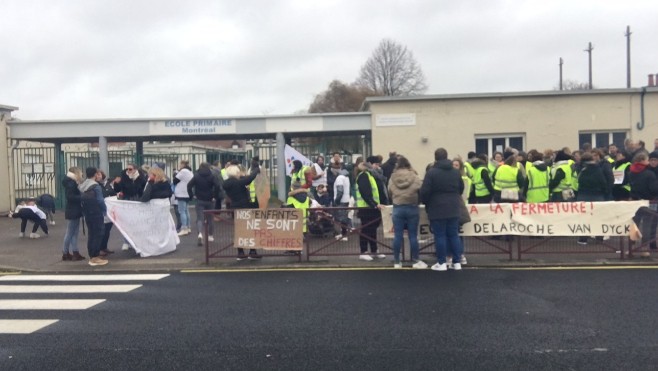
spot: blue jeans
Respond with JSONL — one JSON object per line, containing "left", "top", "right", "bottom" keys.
{"left": 178, "top": 199, "right": 190, "bottom": 228}
{"left": 62, "top": 218, "right": 81, "bottom": 253}
{"left": 430, "top": 217, "right": 463, "bottom": 264}
{"left": 392, "top": 205, "right": 420, "bottom": 263}
{"left": 195, "top": 199, "right": 214, "bottom": 236}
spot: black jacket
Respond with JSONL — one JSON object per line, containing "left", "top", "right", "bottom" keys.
{"left": 141, "top": 180, "right": 173, "bottom": 202}
{"left": 629, "top": 163, "right": 658, "bottom": 200}
{"left": 577, "top": 161, "right": 608, "bottom": 197}
{"left": 114, "top": 169, "right": 147, "bottom": 200}
{"left": 62, "top": 177, "right": 82, "bottom": 220}
{"left": 420, "top": 159, "right": 464, "bottom": 220}
{"left": 187, "top": 167, "right": 221, "bottom": 202}
{"left": 223, "top": 169, "right": 259, "bottom": 209}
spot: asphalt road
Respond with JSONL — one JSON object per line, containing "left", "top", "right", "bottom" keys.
{"left": 1, "top": 268, "right": 658, "bottom": 370}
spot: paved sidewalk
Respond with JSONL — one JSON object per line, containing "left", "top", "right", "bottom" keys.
{"left": 1, "top": 211, "right": 657, "bottom": 273}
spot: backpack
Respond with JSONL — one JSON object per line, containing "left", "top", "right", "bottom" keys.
{"left": 80, "top": 185, "right": 101, "bottom": 216}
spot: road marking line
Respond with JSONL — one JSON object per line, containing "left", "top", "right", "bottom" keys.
{"left": 182, "top": 267, "right": 400, "bottom": 273}
{"left": 0, "top": 274, "right": 169, "bottom": 281}
{"left": 501, "top": 266, "right": 658, "bottom": 270}
{"left": 0, "top": 285, "right": 142, "bottom": 293}
{"left": 0, "top": 299, "right": 105, "bottom": 310}
{"left": 0, "top": 320, "right": 58, "bottom": 334}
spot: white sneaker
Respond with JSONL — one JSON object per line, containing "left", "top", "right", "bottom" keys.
{"left": 29, "top": 233, "right": 40, "bottom": 239}
{"left": 50, "top": 220, "right": 56, "bottom": 225}
{"left": 341, "top": 237, "right": 348, "bottom": 242}
{"left": 431, "top": 263, "right": 448, "bottom": 271}
{"left": 375, "top": 254, "right": 386, "bottom": 259}
{"left": 393, "top": 263, "right": 402, "bottom": 269}
{"left": 412, "top": 260, "right": 428, "bottom": 269}
{"left": 451, "top": 263, "right": 462, "bottom": 271}
{"left": 88, "top": 257, "right": 109, "bottom": 266}
{"left": 335, "top": 234, "right": 343, "bottom": 240}
{"left": 208, "top": 235, "right": 214, "bottom": 242}
{"left": 177, "top": 228, "right": 190, "bottom": 236}
{"left": 18, "top": 232, "right": 24, "bottom": 238}
{"left": 121, "top": 243, "right": 131, "bottom": 251}
{"left": 197, "top": 233, "right": 203, "bottom": 239}
{"left": 359, "top": 254, "right": 373, "bottom": 261}
{"left": 461, "top": 256, "right": 468, "bottom": 265}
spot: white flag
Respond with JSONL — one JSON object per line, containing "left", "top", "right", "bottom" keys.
{"left": 284, "top": 145, "right": 312, "bottom": 176}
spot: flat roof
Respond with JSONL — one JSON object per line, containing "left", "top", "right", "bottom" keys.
{"left": 0, "top": 104, "right": 18, "bottom": 111}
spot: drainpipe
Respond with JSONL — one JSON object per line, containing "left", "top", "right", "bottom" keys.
{"left": 636, "top": 87, "right": 646, "bottom": 130}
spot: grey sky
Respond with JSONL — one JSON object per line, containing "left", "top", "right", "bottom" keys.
{"left": 2, "top": 0, "right": 657, "bottom": 120}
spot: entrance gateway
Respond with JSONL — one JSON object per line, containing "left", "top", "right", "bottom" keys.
{"left": 5, "top": 112, "right": 371, "bottom": 209}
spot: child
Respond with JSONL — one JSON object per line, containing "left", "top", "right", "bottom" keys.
{"left": 9, "top": 200, "right": 49, "bottom": 238}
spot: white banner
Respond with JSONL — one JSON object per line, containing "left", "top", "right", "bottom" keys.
{"left": 381, "top": 201, "right": 648, "bottom": 238}
{"left": 105, "top": 197, "right": 179, "bottom": 257}
{"left": 284, "top": 144, "right": 312, "bottom": 176}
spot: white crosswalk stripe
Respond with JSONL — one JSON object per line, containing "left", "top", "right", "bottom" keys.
{"left": 0, "top": 285, "right": 142, "bottom": 293}
{"left": 0, "top": 273, "right": 169, "bottom": 334}
{"left": 0, "top": 274, "right": 169, "bottom": 281}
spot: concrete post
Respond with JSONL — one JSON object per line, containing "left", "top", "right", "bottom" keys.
{"left": 276, "top": 132, "right": 286, "bottom": 202}
{"left": 99, "top": 136, "right": 109, "bottom": 176}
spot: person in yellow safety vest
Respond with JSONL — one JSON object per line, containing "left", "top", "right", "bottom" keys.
{"left": 549, "top": 150, "right": 575, "bottom": 202}
{"left": 285, "top": 181, "right": 309, "bottom": 256}
{"left": 290, "top": 160, "right": 312, "bottom": 191}
{"left": 470, "top": 154, "right": 495, "bottom": 203}
{"left": 523, "top": 151, "right": 550, "bottom": 203}
{"left": 612, "top": 150, "right": 632, "bottom": 200}
{"left": 247, "top": 157, "right": 261, "bottom": 208}
{"left": 488, "top": 151, "right": 503, "bottom": 174}
{"left": 492, "top": 154, "right": 525, "bottom": 203}
{"left": 452, "top": 158, "right": 473, "bottom": 203}
{"left": 354, "top": 158, "right": 386, "bottom": 262}
{"left": 463, "top": 151, "right": 477, "bottom": 180}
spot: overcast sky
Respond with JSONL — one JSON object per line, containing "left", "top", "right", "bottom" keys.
{"left": 2, "top": 0, "right": 657, "bottom": 120}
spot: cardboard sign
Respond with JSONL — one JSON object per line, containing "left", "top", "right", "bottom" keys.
{"left": 234, "top": 208, "right": 303, "bottom": 250}
{"left": 381, "top": 201, "right": 648, "bottom": 238}
{"left": 254, "top": 173, "right": 271, "bottom": 209}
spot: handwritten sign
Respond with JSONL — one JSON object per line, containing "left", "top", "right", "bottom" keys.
{"left": 234, "top": 208, "right": 303, "bottom": 250}
{"left": 105, "top": 197, "right": 179, "bottom": 257}
{"left": 382, "top": 201, "right": 648, "bottom": 238}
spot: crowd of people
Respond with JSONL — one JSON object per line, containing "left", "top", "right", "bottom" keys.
{"left": 10, "top": 137, "right": 658, "bottom": 268}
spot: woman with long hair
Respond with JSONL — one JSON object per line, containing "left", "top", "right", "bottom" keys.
{"left": 388, "top": 155, "right": 425, "bottom": 269}
{"left": 61, "top": 167, "right": 86, "bottom": 261}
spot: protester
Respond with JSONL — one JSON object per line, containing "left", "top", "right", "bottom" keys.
{"left": 470, "top": 154, "right": 494, "bottom": 203}
{"left": 210, "top": 160, "right": 226, "bottom": 210}
{"left": 524, "top": 151, "right": 551, "bottom": 203}
{"left": 366, "top": 155, "right": 389, "bottom": 205}
{"left": 355, "top": 157, "right": 386, "bottom": 261}
{"left": 311, "top": 155, "right": 327, "bottom": 200}
{"left": 286, "top": 181, "right": 311, "bottom": 256}
{"left": 113, "top": 163, "right": 147, "bottom": 250}
{"left": 576, "top": 153, "right": 609, "bottom": 245}
{"left": 549, "top": 150, "right": 575, "bottom": 202}
{"left": 333, "top": 168, "right": 352, "bottom": 241}
{"left": 314, "top": 184, "right": 332, "bottom": 207}
{"left": 421, "top": 148, "right": 464, "bottom": 271}
{"left": 141, "top": 167, "right": 173, "bottom": 202}
{"left": 629, "top": 152, "right": 658, "bottom": 255}
{"left": 79, "top": 167, "right": 108, "bottom": 266}
{"left": 388, "top": 155, "right": 425, "bottom": 269}
{"left": 97, "top": 170, "right": 117, "bottom": 257}
{"left": 187, "top": 162, "right": 221, "bottom": 246}
{"left": 223, "top": 163, "right": 261, "bottom": 260}
{"left": 291, "top": 160, "right": 313, "bottom": 190}
{"left": 492, "top": 154, "right": 525, "bottom": 203}
{"left": 174, "top": 160, "right": 194, "bottom": 236}
{"left": 61, "top": 167, "right": 85, "bottom": 261}
{"left": 381, "top": 151, "right": 398, "bottom": 183}
{"left": 612, "top": 150, "right": 632, "bottom": 201}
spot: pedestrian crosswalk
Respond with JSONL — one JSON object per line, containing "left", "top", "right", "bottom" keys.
{"left": 0, "top": 273, "right": 169, "bottom": 334}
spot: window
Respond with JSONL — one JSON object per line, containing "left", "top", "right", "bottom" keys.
{"left": 578, "top": 131, "right": 627, "bottom": 150}
{"left": 474, "top": 135, "right": 525, "bottom": 157}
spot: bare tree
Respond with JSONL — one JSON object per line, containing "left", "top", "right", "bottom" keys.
{"left": 308, "top": 80, "right": 378, "bottom": 113}
{"left": 356, "top": 39, "right": 428, "bottom": 96}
